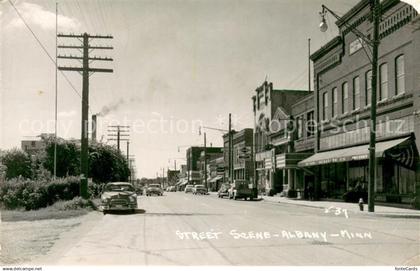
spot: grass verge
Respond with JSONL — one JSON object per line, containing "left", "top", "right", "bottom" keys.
{"left": 1, "top": 198, "right": 101, "bottom": 222}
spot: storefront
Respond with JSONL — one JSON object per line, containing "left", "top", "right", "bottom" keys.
{"left": 298, "top": 136, "right": 419, "bottom": 202}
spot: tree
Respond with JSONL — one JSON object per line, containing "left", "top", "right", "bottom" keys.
{"left": 43, "top": 138, "right": 80, "bottom": 177}
{"left": 1, "top": 148, "right": 32, "bottom": 179}
{"left": 89, "top": 142, "right": 130, "bottom": 183}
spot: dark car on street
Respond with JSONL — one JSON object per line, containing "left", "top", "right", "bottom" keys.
{"left": 146, "top": 184, "right": 163, "bottom": 196}
{"left": 101, "top": 182, "right": 138, "bottom": 214}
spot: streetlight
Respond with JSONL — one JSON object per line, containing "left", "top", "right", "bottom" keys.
{"left": 319, "top": 1, "right": 380, "bottom": 212}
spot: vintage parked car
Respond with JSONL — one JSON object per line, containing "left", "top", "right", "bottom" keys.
{"left": 167, "top": 186, "right": 177, "bottom": 192}
{"left": 229, "top": 180, "right": 254, "bottom": 200}
{"left": 184, "top": 185, "right": 194, "bottom": 193}
{"left": 192, "top": 185, "right": 208, "bottom": 195}
{"left": 146, "top": 184, "right": 163, "bottom": 196}
{"left": 217, "top": 183, "right": 230, "bottom": 198}
{"left": 101, "top": 182, "right": 138, "bottom": 214}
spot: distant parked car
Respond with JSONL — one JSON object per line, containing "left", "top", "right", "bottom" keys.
{"left": 101, "top": 182, "right": 138, "bottom": 214}
{"left": 184, "top": 185, "right": 194, "bottom": 193}
{"left": 146, "top": 184, "right": 163, "bottom": 196}
{"left": 192, "top": 185, "right": 208, "bottom": 195}
{"left": 218, "top": 183, "right": 230, "bottom": 198}
{"left": 229, "top": 180, "right": 254, "bottom": 200}
{"left": 135, "top": 186, "right": 144, "bottom": 195}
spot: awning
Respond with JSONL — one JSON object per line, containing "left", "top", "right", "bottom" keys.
{"left": 298, "top": 137, "right": 418, "bottom": 169}
{"left": 176, "top": 178, "right": 188, "bottom": 186}
{"left": 209, "top": 176, "right": 223, "bottom": 183}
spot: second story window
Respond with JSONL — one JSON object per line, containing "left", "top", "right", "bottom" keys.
{"left": 323, "top": 92, "right": 329, "bottom": 121}
{"left": 395, "top": 55, "right": 405, "bottom": 95}
{"left": 342, "top": 82, "right": 349, "bottom": 114}
{"left": 353, "top": 76, "right": 360, "bottom": 110}
{"left": 365, "top": 70, "right": 372, "bottom": 106}
{"left": 306, "top": 111, "right": 315, "bottom": 137}
{"left": 379, "top": 63, "right": 388, "bottom": 101}
{"left": 332, "top": 87, "right": 337, "bottom": 118}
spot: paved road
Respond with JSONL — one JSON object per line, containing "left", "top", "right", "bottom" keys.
{"left": 41, "top": 192, "right": 420, "bottom": 265}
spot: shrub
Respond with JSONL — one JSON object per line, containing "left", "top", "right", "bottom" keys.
{"left": 0, "top": 177, "right": 81, "bottom": 210}
{"left": 53, "top": 197, "right": 93, "bottom": 210}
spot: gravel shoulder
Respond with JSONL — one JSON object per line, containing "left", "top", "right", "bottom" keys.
{"left": 0, "top": 209, "right": 102, "bottom": 265}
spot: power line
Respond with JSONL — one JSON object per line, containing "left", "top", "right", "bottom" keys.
{"left": 7, "top": 0, "right": 83, "bottom": 101}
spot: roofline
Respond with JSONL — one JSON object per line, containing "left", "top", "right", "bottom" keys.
{"left": 310, "top": 36, "right": 342, "bottom": 61}
{"left": 336, "top": 0, "right": 369, "bottom": 28}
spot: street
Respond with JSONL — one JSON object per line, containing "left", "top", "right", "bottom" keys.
{"left": 38, "top": 193, "right": 420, "bottom": 266}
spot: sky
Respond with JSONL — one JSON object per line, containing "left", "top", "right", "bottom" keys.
{"left": 1, "top": 0, "right": 402, "bottom": 178}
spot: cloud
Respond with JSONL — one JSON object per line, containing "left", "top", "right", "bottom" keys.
{"left": 58, "top": 110, "right": 77, "bottom": 118}
{"left": 7, "top": 2, "right": 80, "bottom": 31}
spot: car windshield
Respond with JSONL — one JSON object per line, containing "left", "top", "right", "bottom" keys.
{"left": 186, "top": 185, "right": 193, "bottom": 188}
{"left": 195, "top": 185, "right": 205, "bottom": 189}
{"left": 105, "top": 184, "right": 134, "bottom": 192}
{"left": 149, "top": 184, "right": 160, "bottom": 188}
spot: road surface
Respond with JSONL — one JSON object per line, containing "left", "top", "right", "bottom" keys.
{"left": 39, "top": 192, "right": 420, "bottom": 265}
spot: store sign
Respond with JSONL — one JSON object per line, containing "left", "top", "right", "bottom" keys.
{"left": 349, "top": 38, "right": 364, "bottom": 55}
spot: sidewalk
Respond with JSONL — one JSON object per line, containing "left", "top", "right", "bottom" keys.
{"left": 260, "top": 194, "right": 420, "bottom": 218}
{"left": 208, "top": 192, "right": 420, "bottom": 218}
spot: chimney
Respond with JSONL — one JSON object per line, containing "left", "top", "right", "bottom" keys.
{"left": 92, "top": 114, "right": 97, "bottom": 142}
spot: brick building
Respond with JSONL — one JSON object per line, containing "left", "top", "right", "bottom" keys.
{"left": 299, "top": 0, "right": 420, "bottom": 206}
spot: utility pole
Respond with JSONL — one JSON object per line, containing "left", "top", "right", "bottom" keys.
{"left": 107, "top": 125, "right": 130, "bottom": 151}
{"left": 58, "top": 32, "right": 113, "bottom": 199}
{"left": 228, "top": 113, "right": 233, "bottom": 183}
{"left": 368, "top": 0, "right": 380, "bottom": 212}
{"left": 204, "top": 132, "right": 207, "bottom": 189}
{"left": 308, "top": 38, "right": 311, "bottom": 91}
{"left": 53, "top": 2, "right": 58, "bottom": 179}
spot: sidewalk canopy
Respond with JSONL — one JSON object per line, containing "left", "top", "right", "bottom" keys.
{"left": 176, "top": 178, "right": 188, "bottom": 186}
{"left": 209, "top": 176, "right": 223, "bottom": 183}
{"left": 298, "top": 137, "right": 418, "bottom": 169}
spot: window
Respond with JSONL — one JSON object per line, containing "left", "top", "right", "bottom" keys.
{"left": 306, "top": 111, "right": 315, "bottom": 137}
{"left": 323, "top": 92, "right": 329, "bottom": 121}
{"left": 332, "top": 87, "right": 338, "bottom": 118}
{"left": 365, "top": 70, "right": 372, "bottom": 106}
{"left": 297, "top": 116, "right": 303, "bottom": 139}
{"left": 379, "top": 63, "right": 388, "bottom": 101}
{"left": 395, "top": 55, "right": 405, "bottom": 95}
{"left": 342, "top": 82, "right": 349, "bottom": 114}
{"left": 353, "top": 76, "right": 360, "bottom": 110}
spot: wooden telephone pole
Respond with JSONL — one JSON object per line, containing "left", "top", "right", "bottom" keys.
{"left": 57, "top": 33, "right": 113, "bottom": 199}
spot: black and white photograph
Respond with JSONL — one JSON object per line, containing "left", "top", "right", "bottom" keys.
{"left": 0, "top": 0, "right": 420, "bottom": 270}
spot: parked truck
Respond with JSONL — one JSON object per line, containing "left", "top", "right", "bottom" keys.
{"left": 229, "top": 179, "right": 254, "bottom": 201}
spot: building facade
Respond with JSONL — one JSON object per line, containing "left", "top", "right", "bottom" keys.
{"left": 186, "top": 146, "right": 223, "bottom": 185}
{"left": 252, "top": 81, "right": 312, "bottom": 195}
{"left": 300, "top": 0, "right": 420, "bottom": 205}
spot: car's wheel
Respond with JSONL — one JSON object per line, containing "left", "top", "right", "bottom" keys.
{"left": 103, "top": 210, "right": 107, "bottom": 215}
